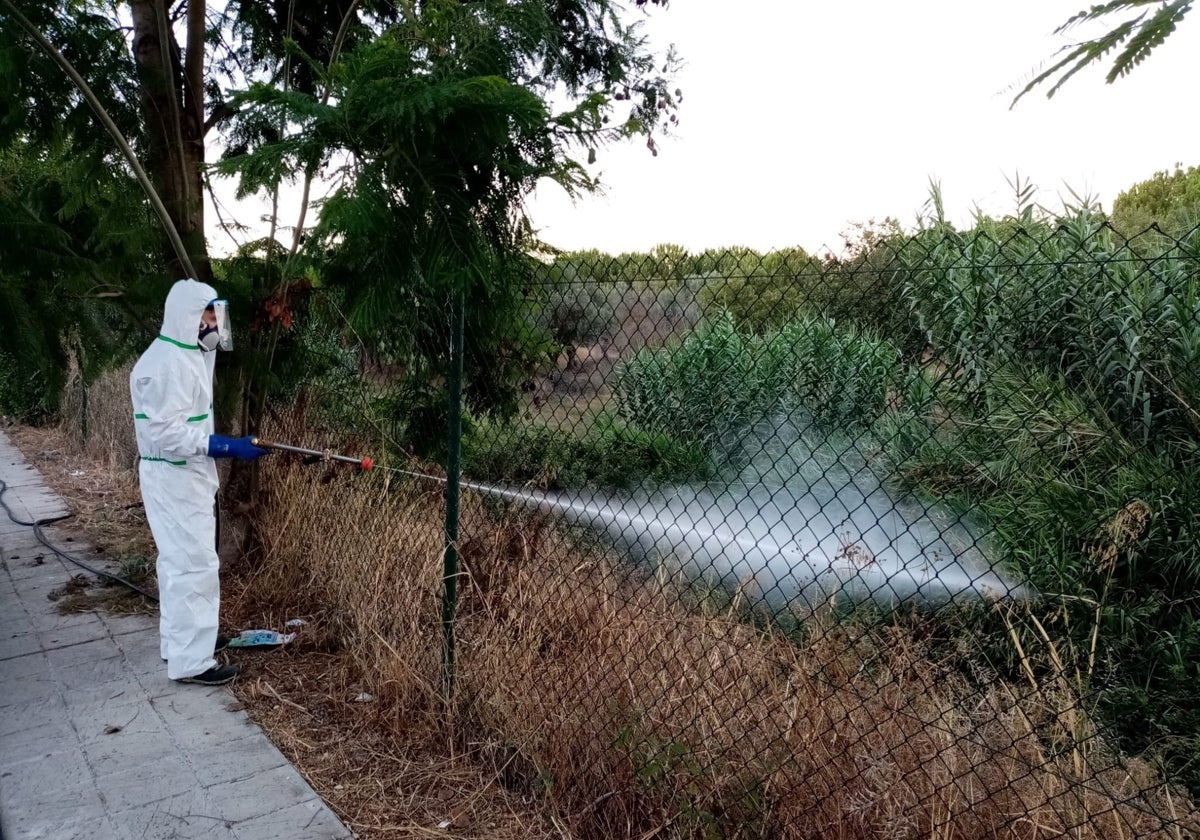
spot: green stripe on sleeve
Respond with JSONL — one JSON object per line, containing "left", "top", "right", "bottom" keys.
{"left": 140, "top": 456, "right": 188, "bottom": 466}
{"left": 134, "top": 413, "right": 149, "bottom": 420}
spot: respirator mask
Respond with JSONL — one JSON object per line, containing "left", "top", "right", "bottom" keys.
{"left": 199, "top": 300, "right": 233, "bottom": 352}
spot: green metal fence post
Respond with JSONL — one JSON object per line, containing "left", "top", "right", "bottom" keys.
{"left": 442, "top": 288, "right": 465, "bottom": 698}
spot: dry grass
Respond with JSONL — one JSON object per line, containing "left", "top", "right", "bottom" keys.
{"left": 50, "top": 570, "right": 153, "bottom": 615}
{"left": 14, "top": 363, "right": 151, "bottom": 562}
{"left": 7, "top": 371, "right": 157, "bottom": 615}
{"left": 223, "top": 647, "right": 560, "bottom": 839}
{"left": 239, "top": 428, "right": 1200, "bottom": 840}
{"left": 9, "top": 379, "right": 156, "bottom": 605}
{"left": 59, "top": 360, "right": 141, "bottom": 473}
{"left": 14, "top": 380, "right": 1200, "bottom": 839}
{"left": 9, "top": 417, "right": 555, "bottom": 839}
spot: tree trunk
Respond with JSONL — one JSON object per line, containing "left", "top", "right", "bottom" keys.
{"left": 128, "top": 0, "right": 210, "bottom": 282}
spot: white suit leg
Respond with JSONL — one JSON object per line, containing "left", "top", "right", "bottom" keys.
{"left": 140, "top": 463, "right": 219, "bottom": 680}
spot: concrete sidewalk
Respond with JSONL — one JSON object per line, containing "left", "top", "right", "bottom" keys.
{"left": 0, "top": 431, "right": 352, "bottom": 840}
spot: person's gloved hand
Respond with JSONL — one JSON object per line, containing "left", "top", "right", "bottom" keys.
{"left": 207, "top": 435, "right": 270, "bottom": 461}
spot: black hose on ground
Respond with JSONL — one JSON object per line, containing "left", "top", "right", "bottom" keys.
{"left": 0, "top": 478, "right": 159, "bottom": 602}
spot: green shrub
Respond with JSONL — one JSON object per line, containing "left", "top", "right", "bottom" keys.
{"left": 0, "top": 349, "right": 52, "bottom": 421}
{"left": 465, "top": 414, "right": 713, "bottom": 490}
{"left": 614, "top": 311, "right": 905, "bottom": 449}
{"left": 877, "top": 361, "right": 1200, "bottom": 787}
{"left": 532, "top": 280, "right": 623, "bottom": 356}
{"left": 895, "top": 212, "right": 1200, "bottom": 445}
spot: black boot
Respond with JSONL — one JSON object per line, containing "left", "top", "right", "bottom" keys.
{"left": 176, "top": 663, "right": 240, "bottom": 685}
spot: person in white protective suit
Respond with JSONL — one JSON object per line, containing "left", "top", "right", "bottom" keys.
{"left": 130, "top": 278, "right": 269, "bottom": 685}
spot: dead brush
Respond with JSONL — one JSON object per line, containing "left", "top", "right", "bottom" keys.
{"left": 20, "top": 361, "right": 156, "bottom": 566}
{"left": 246, "top": 457, "right": 446, "bottom": 717}
{"left": 244, "top": 457, "right": 1200, "bottom": 839}
{"left": 9, "top": 422, "right": 153, "bottom": 570}
{"left": 59, "top": 360, "right": 140, "bottom": 474}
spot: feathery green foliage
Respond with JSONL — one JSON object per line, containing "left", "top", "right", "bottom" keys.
{"left": 859, "top": 212, "right": 1200, "bottom": 788}
{"left": 1015, "top": 0, "right": 1192, "bottom": 104}
{"left": 894, "top": 210, "right": 1200, "bottom": 445}
{"left": 218, "top": 0, "right": 678, "bottom": 454}
{"left": 0, "top": 2, "right": 166, "bottom": 419}
{"left": 559, "top": 209, "right": 1200, "bottom": 790}
{"left": 0, "top": 143, "right": 161, "bottom": 420}
{"left": 0, "top": 1, "right": 142, "bottom": 154}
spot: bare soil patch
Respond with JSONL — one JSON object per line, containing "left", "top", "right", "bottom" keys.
{"left": 222, "top": 642, "right": 559, "bottom": 838}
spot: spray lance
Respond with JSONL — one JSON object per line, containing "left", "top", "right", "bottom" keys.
{"left": 248, "top": 437, "right": 471, "bottom": 485}
{"left": 251, "top": 438, "right": 375, "bottom": 471}
{"left": 247, "top": 438, "right": 482, "bottom": 496}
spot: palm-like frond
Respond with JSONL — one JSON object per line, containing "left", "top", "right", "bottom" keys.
{"left": 1013, "top": 0, "right": 1191, "bottom": 105}
{"left": 1106, "top": 0, "right": 1191, "bottom": 82}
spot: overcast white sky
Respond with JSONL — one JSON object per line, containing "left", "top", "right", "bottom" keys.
{"left": 526, "top": 0, "right": 1200, "bottom": 255}
{"left": 207, "top": 1, "right": 1200, "bottom": 257}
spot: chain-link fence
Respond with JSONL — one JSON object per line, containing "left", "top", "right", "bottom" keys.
{"left": 251, "top": 216, "right": 1200, "bottom": 838}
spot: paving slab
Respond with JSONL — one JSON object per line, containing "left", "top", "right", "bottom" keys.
{"left": 109, "top": 788, "right": 240, "bottom": 840}
{"left": 0, "top": 431, "right": 352, "bottom": 840}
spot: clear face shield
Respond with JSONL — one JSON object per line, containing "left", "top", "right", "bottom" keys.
{"left": 199, "top": 299, "right": 233, "bottom": 352}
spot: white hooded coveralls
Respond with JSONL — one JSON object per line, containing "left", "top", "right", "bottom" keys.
{"left": 130, "top": 279, "right": 221, "bottom": 680}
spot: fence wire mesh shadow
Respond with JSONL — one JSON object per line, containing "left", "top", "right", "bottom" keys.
{"left": 251, "top": 217, "right": 1200, "bottom": 839}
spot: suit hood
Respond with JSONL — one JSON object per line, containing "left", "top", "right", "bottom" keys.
{"left": 161, "top": 278, "right": 219, "bottom": 347}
